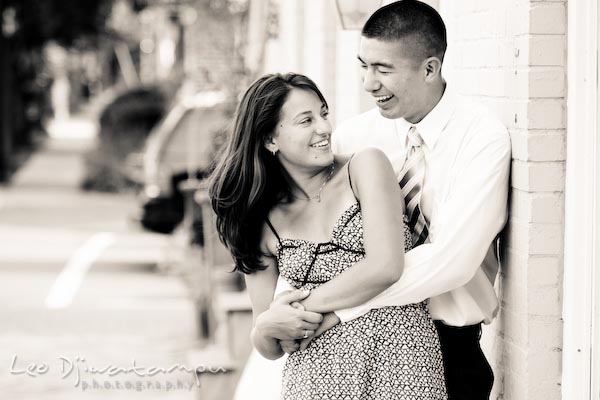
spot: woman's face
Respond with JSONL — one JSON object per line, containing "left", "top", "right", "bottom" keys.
{"left": 269, "top": 88, "right": 333, "bottom": 173}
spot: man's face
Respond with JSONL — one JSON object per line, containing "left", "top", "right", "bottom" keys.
{"left": 358, "top": 37, "right": 427, "bottom": 122}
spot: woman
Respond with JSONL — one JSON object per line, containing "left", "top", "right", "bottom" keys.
{"left": 210, "top": 73, "right": 446, "bottom": 399}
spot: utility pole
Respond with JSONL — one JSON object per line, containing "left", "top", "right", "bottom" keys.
{"left": 0, "top": 0, "right": 12, "bottom": 182}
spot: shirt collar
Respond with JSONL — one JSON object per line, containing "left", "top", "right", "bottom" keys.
{"left": 396, "top": 84, "right": 456, "bottom": 149}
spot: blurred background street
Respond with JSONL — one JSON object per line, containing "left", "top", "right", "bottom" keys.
{"left": 0, "top": 119, "right": 201, "bottom": 399}
{"left": 0, "top": 1, "right": 261, "bottom": 398}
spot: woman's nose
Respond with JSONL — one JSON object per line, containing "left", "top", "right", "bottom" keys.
{"left": 315, "top": 118, "right": 332, "bottom": 135}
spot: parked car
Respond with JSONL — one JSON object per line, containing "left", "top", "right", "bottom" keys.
{"left": 126, "top": 90, "right": 232, "bottom": 236}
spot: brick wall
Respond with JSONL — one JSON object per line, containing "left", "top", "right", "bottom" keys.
{"left": 184, "top": 1, "right": 239, "bottom": 92}
{"left": 137, "top": 2, "right": 241, "bottom": 93}
{"left": 439, "top": 1, "right": 567, "bottom": 399}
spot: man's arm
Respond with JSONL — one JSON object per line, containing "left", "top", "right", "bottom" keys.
{"left": 247, "top": 254, "right": 322, "bottom": 359}
{"left": 335, "top": 132, "right": 511, "bottom": 321}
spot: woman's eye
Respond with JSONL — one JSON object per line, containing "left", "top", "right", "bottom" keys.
{"left": 300, "top": 118, "right": 311, "bottom": 124}
{"left": 321, "top": 111, "right": 329, "bottom": 119}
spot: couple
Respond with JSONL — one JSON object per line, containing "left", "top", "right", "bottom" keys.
{"left": 210, "top": 1, "right": 511, "bottom": 399}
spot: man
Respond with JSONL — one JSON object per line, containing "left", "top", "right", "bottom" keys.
{"left": 330, "top": 1, "right": 511, "bottom": 399}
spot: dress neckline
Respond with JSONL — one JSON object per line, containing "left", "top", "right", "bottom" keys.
{"left": 276, "top": 202, "right": 360, "bottom": 248}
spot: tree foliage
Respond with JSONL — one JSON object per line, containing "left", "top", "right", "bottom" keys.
{"left": 4, "top": 0, "right": 114, "bottom": 49}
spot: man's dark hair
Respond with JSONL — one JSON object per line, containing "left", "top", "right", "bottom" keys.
{"left": 362, "top": 0, "right": 447, "bottom": 63}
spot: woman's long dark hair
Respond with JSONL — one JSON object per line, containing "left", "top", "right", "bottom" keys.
{"left": 209, "top": 73, "right": 328, "bottom": 274}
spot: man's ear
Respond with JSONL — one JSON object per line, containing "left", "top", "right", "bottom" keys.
{"left": 423, "top": 57, "right": 442, "bottom": 81}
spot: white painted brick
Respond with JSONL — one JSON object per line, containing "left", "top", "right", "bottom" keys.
{"left": 505, "top": 217, "right": 529, "bottom": 252}
{"left": 529, "top": 378, "right": 562, "bottom": 400}
{"left": 529, "top": 285, "right": 562, "bottom": 316}
{"left": 510, "top": 128, "right": 527, "bottom": 160}
{"left": 530, "top": 192, "right": 564, "bottom": 223}
{"left": 529, "top": 161, "right": 566, "bottom": 191}
{"left": 510, "top": 129, "right": 566, "bottom": 162}
{"left": 511, "top": 160, "right": 566, "bottom": 192}
{"left": 528, "top": 349, "right": 563, "bottom": 395}
{"left": 530, "top": 4, "right": 566, "bottom": 35}
{"left": 457, "top": 68, "right": 515, "bottom": 98}
{"left": 529, "top": 35, "right": 566, "bottom": 66}
{"left": 504, "top": 369, "right": 529, "bottom": 400}
{"left": 459, "top": 0, "right": 495, "bottom": 13}
{"left": 503, "top": 345, "right": 530, "bottom": 398}
{"left": 513, "top": 99, "right": 530, "bottom": 128}
{"left": 529, "top": 223, "right": 563, "bottom": 255}
{"left": 511, "top": 160, "right": 528, "bottom": 190}
{"left": 498, "top": 39, "right": 517, "bottom": 68}
{"left": 480, "top": 69, "right": 516, "bottom": 97}
{"left": 528, "top": 256, "right": 561, "bottom": 286}
{"left": 474, "top": 96, "right": 516, "bottom": 128}
{"left": 527, "top": 99, "right": 566, "bottom": 129}
{"left": 461, "top": 39, "right": 501, "bottom": 67}
{"left": 457, "top": 12, "right": 495, "bottom": 39}
{"left": 502, "top": 302, "right": 529, "bottom": 348}
{"left": 514, "top": 35, "right": 566, "bottom": 67}
{"left": 529, "top": 317, "right": 563, "bottom": 351}
{"left": 510, "top": 190, "right": 564, "bottom": 223}
{"left": 529, "top": 68, "right": 566, "bottom": 97}
{"left": 516, "top": 67, "right": 566, "bottom": 98}
{"left": 502, "top": 244, "right": 528, "bottom": 280}
{"left": 505, "top": 219, "right": 563, "bottom": 255}
{"left": 514, "top": 35, "right": 530, "bottom": 67}
{"left": 504, "top": 331, "right": 529, "bottom": 370}
{"left": 509, "top": 188, "right": 531, "bottom": 221}
{"left": 528, "top": 130, "right": 566, "bottom": 161}
{"left": 507, "top": 5, "right": 530, "bottom": 36}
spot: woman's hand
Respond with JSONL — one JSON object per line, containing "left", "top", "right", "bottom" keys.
{"left": 298, "top": 312, "right": 341, "bottom": 351}
{"left": 255, "top": 289, "right": 323, "bottom": 341}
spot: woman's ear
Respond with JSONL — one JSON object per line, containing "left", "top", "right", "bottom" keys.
{"left": 264, "top": 136, "right": 278, "bottom": 155}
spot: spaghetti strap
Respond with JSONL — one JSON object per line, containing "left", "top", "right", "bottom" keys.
{"left": 347, "top": 153, "right": 358, "bottom": 198}
{"left": 265, "top": 218, "right": 282, "bottom": 245}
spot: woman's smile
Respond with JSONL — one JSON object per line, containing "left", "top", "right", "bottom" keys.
{"left": 310, "top": 138, "right": 330, "bottom": 149}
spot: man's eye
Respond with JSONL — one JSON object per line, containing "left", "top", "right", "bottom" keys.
{"left": 321, "top": 111, "right": 329, "bottom": 119}
{"left": 378, "top": 69, "right": 392, "bottom": 74}
{"left": 359, "top": 64, "right": 367, "bottom": 69}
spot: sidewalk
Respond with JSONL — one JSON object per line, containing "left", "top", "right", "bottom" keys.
{"left": 0, "top": 120, "right": 202, "bottom": 400}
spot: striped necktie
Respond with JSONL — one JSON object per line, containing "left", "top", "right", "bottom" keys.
{"left": 399, "top": 126, "right": 429, "bottom": 247}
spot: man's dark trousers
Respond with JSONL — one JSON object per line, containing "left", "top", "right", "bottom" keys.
{"left": 434, "top": 321, "right": 494, "bottom": 400}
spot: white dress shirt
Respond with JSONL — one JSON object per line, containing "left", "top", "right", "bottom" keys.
{"left": 331, "top": 86, "right": 511, "bottom": 326}
{"left": 273, "top": 86, "right": 511, "bottom": 326}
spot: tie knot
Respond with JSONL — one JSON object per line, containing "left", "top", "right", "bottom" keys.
{"left": 407, "top": 126, "right": 424, "bottom": 147}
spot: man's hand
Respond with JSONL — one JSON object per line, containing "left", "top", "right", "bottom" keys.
{"left": 255, "top": 290, "right": 323, "bottom": 341}
{"left": 280, "top": 339, "right": 300, "bottom": 354}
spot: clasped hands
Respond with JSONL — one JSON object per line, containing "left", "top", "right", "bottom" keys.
{"left": 255, "top": 289, "right": 341, "bottom": 354}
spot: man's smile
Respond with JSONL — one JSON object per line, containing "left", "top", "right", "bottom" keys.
{"left": 375, "top": 94, "right": 394, "bottom": 104}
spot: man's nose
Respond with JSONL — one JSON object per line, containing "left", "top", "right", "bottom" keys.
{"left": 362, "top": 69, "right": 381, "bottom": 92}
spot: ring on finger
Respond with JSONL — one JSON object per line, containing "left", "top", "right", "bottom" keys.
{"left": 303, "top": 329, "right": 308, "bottom": 339}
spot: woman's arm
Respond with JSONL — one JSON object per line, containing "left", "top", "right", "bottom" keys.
{"left": 300, "top": 148, "right": 406, "bottom": 313}
{"left": 247, "top": 251, "right": 323, "bottom": 359}
{"left": 245, "top": 254, "right": 285, "bottom": 360}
